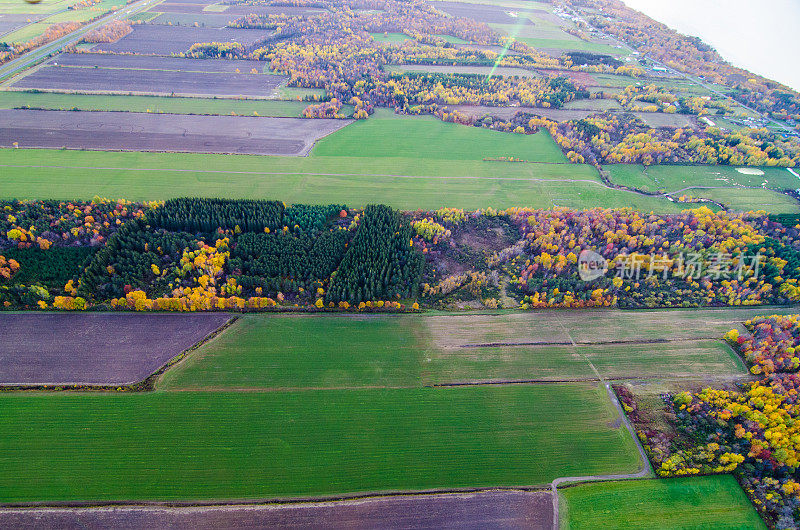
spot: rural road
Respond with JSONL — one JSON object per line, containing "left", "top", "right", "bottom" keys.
{"left": 0, "top": 0, "right": 158, "bottom": 83}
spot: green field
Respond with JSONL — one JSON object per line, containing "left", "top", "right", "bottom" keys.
{"left": 518, "top": 37, "right": 623, "bottom": 55}
{"left": 161, "top": 312, "right": 750, "bottom": 391}
{"left": 370, "top": 31, "right": 411, "bottom": 43}
{"left": 1, "top": 111, "right": 783, "bottom": 212}
{"left": 606, "top": 164, "right": 800, "bottom": 213}
{"left": 0, "top": 147, "right": 684, "bottom": 210}
{"left": 560, "top": 475, "right": 766, "bottom": 529}
{"left": 0, "top": 111, "right": 695, "bottom": 211}
{"left": 0, "top": 91, "right": 312, "bottom": 116}
{"left": 312, "top": 113, "right": 566, "bottom": 162}
{"left": 0, "top": 383, "right": 640, "bottom": 502}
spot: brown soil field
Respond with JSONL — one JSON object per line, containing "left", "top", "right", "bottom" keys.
{"left": 0, "top": 109, "right": 352, "bottom": 155}
{"left": 92, "top": 25, "right": 268, "bottom": 55}
{"left": 48, "top": 53, "right": 267, "bottom": 74}
{"left": 435, "top": 1, "right": 536, "bottom": 25}
{"left": 0, "top": 491, "right": 553, "bottom": 528}
{"left": 385, "top": 64, "right": 537, "bottom": 78}
{"left": 11, "top": 66, "right": 286, "bottom": 97}
{"left": 0, "top": 313, "right": 230, "bottom": 386}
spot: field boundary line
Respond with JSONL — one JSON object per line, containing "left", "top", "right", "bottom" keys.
{"left": 459, "top": 336, "right": 721, "bottom": 347}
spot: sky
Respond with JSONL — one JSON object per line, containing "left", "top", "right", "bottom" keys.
{"left": 620, "top": 0, "right": 800, "bottom": 92}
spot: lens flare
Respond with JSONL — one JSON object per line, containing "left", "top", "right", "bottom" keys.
{"left": 486, "top": 7, "right": 531, "bottom": 82}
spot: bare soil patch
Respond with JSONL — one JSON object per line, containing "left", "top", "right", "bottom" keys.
{"left": 11, "top": 66, "right": 285, "bottom": 97}
{"left": 0, "top": 109, "right": 353, "bottom": 156}
{"left": 0, "top": 313, "right": 230, "bottom": 385}
{"left": 48, "top": 53, "right": 267, "bottom": 74}
{"left": 0, "top": 491, "right": 553, "bottom": 528}
{"left": 92, "top": 25, "right": 267, "bottom": 54}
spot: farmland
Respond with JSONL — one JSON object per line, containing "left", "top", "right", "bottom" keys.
{"left": 560, "top": 475, "right": 766, "bottom": 529}
{"left": 0, "top": 383, "right": 640, "bottom": 502}
{"left": 160, "top": 309, "right": 774, "bottom": 391}
{"left": 605, "top": 164, "right": 800, "bottom": 213}
{"left": 46, "top": 53, "right": 269, "bottom": 73}
{"left": 91, "top": 25, "right": 266, "bottom": 54}
{"left": 0, "top": 491, "right": 554, "bottom": 528}
{"left": 0, "top": 109, "right": 352, "bottom": 155}
{"left": 0, "top": 0, "right": 798, "bottom": 525}
{"left": 0, "top": 149, "right": 679, "bottom": 211}
{"left": 12, "top": 64, "right": 286, "bottom": 97}
{"left": 0, "top": 90, "right": 311, "bottom": 116}
{"left": 0, "top": 313, "right": 230, "bottom": 385}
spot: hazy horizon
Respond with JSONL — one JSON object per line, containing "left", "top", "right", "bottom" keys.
{"left": 621, "top": 0, "right": 800, "bottom": 92}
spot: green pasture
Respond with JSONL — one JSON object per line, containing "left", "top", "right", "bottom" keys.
{"left": 278, "top": 86, "right": 326, "bottom": 99}
{"left": 0, "top": 383, "right": 640, "bottom": 502}
{"left": 0, "top": 146, "right": 691, "bottom": 211}
{"left": 606, "top": 164, "right": 800, "bottom": 213}
{"left": 312, "top": 115, "right": 567, "bottom": 162}
{"left": 161, "top": 309, "right": 770, "bottom": 391}
{"left": 560, "top": 475, "right": 766, "bottom": 529}
{"left": 686, "top": 187, "right": 800, "bottom": 213}
{"left": 0, "top": 91, "right": 312, "bottom": 116}
{"left": 517, "top": 37, "right": 622, "bottom": 55}
{"left": 370, "top": 32, "right": 410, "bottom": 43}
{"left": 0, "top": 112, "right": 760, "bottom": 212}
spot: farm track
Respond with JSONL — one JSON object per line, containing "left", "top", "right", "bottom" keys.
{"left": 547, "top": 314, "right": 654, "bottom": 529}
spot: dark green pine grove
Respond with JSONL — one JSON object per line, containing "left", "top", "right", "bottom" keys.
{"left": 326, "top": 204, "right": 424, "bottom": 304}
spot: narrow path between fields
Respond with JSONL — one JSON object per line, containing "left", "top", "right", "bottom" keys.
{"left": 549, "top": 314, "right": 654, "bottom": 530}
